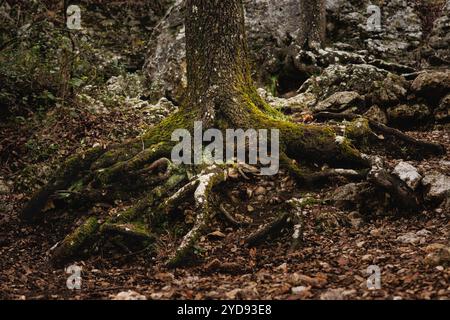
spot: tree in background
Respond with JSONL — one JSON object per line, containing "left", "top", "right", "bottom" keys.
{"left": 298, "top": 0, "right": 326, "bottom": 49}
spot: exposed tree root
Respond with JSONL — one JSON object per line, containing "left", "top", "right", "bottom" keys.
{"left": 20, "top": 95, "right": 446, "bottom": 268}
{"left": 245, "top": 198, "right": 306, "bottom": 248}
{"left": 218, "top": 203, "right": 248, "bottom": 227}
{"left": 314, "top": 112, "right": 445, "bottom": 158}
{"left": 166, "top": 166, "right": 227, "bottom": 267}
{"left": 246, "top": 212, "right": 291, "bottom": 247}
{"left": 20, "top": 146, "right": 109, "bottom": 222}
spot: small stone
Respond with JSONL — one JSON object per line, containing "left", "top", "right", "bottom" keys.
{"left": 424, "top": 245, "right": 450, "bottom": 266}
{"left": 0, "top": 179, "right": 10, "bottom": 195}
{"left": 254, "top": 186, "right": 266, "bottom": 196}
{"left": 416, "top": 229, "right": 431, "bottom": 237}
{"left": 315, "top": 91, "right": 364, "bottom": 113}
{"left": 320, "top": 288, "right": 344, "bottom": 300}
{"left": 208, "top": 230, "right": 226, "bottom": 239}
{"left": 364, "top": 105, "right": 388, "bottom": 124}
{"left": 348, "top": 211, "right": 363, "bottom": 229}
{"left": 425, "top": 243, "right": 447, "bottom": 253}
{"left": 291, "top": 286, "right": 309, "bottom": 295}
{"left": 397, "top": 232, "right": 421, "bottom": 244}
{"left": 387, "top": 104, "right": 431, "bottom": 126}
{"left": 356, "top": 241, "right": 366, "bottom": 248}
{"left": 370, "top": 229, "right": 382, "bottom": 237}
{"left": 247, "top": 205, "right": 255, "bottom": 212}
{"left": 112, "top": 290, "right": 147, "bottom": 300}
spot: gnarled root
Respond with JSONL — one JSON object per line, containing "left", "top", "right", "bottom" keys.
{"left": 166, "top": 165, "right": 227, "bottom": 267}
{"left": 20, "top": 146, "right": 109, "bottom": 222}
{"left": 245, "top": 198, "right": 306, "bottom": 248}
{"left": 21, "top": 103, "right": 446, "bottom": 268}
{"left": 314, "top": 112, "right": 445, "bottom": 158}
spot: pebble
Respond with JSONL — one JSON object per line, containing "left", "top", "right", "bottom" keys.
{"left": 370, "top": 229, "right": 382, "bottom": 237}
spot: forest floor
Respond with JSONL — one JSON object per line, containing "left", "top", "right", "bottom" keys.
{"left": 0, "top": 102, "right": 449, "bottom": 300}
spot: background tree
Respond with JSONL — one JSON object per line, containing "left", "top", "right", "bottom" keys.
{"left": 298, "top": 0, "right": 326, "bottom": 49}
{"left": 20, "top": 0, "right": 444, "bottom": 267}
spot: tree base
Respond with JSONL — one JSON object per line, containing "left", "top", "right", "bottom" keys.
{"left": 20, "top": 91, "right": 446, "bottom": 267}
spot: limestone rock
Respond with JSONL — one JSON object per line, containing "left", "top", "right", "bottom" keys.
{"left": 387, "top": 104, "right": 431, "bottom": 127}
{"left": 112, "top": 290, "right": 147, "bottom": 300}
{"left": 422, "top": 172, "right": 450, "bottom": 203}
{"left": 392, "top": 162, "right": 422, "bottom": 190}
{"left": 364, "top": 105, "right": 388, "bottom": 124}
{"left": 314, "top": 91, "right": 364, "bottom": 113}
{"left": 435, "top": 94, "right": 450, "bottom": 122}
{"left": 411, "top": 70, "right": 450, "bottom": 104}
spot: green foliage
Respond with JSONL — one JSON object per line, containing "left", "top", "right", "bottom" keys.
{"left": 0, "top": 2, "right": 128, "bottom": 119}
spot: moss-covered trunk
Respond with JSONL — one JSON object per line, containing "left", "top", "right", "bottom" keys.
{"left": 185, "top": 0, "right": 263, "bottom": 127}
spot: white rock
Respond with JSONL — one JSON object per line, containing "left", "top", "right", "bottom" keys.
{"left": 291, "top": 286, "right": 309, "bottom": 295}
{"left": 416, "top": 229, "right": 431, "bottom": 237}
{"left": 392, "top": 162, "right": 422, "bottom": 190}
{"left": 112, "top": 290, "right": 147, "bottom": 300}
{"left": 397, "top": 230, "right": 430, "bottom": 244}
{"left": 422, "top": 172, "right": 450, "bottom": 202}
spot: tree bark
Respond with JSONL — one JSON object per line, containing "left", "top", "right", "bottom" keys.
{"left": 185, "top": 0, "right": 253, "bottom": 126}
{"left": 298, "top": 0, "right": 326, "bottom": 49}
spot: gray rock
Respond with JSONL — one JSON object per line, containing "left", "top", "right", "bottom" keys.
{"left": 392, "top": 162, "right": 422, "bottom": 190}
{"left": 291, "top": 286, "right": 310, "bottom": 295}
{"left": 387, "top": 104, "right": 431, "bottom": 126}
{"left": 422, "top": 172, "right": 450, "bottom": 203}
{"left": 370, "top": 73, "right": 408, "bottom": 107}
{"left": 143, "top": 0, "right": 449, "bottom": 101}
{"left": 328, "top": 182, "right": 375, "bottom": 212}
{"left": 428, "top": 3, "right": 450, "bottom": 63}
{"left": 257, "top": 88, "right": 315, "bottom": 111}
{"left": 364, "top": 105, "right": 388, "bottom": 124}
{"left": 397, "top": 233, "right": 419, "bottom": 244}
{"left": 397, "top": 229, "right": 430, "bottom": 244}
{"left": 411, "top": 70, "right": 450, "bottom": 103}
{"left": 299, "top": 64, "right": 388, "bottom": 101}
{"left": 314, "top": 91, "right": 364, "bottom": 113}
{"left": 435, "top": 94, "right": 450, "bottom": 122}
{"left": 330, "top": 183, "right": 362, "bottom": 203}
{"left": 326, "top": 0, "right": 424, "bottom": 65}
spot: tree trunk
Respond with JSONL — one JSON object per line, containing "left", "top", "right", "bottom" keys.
{"left": 298, "top": 0, "right": 326, "bottom": 49}
{"left": 185, "top": 0, "right": 255, "bottom": 127}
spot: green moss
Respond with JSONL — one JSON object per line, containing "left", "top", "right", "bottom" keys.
{"left": 344, "top": 118, "right": 371, "bottom": 141}
{"left": 55, "top": 216, "right": 100, "bottom": 259}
